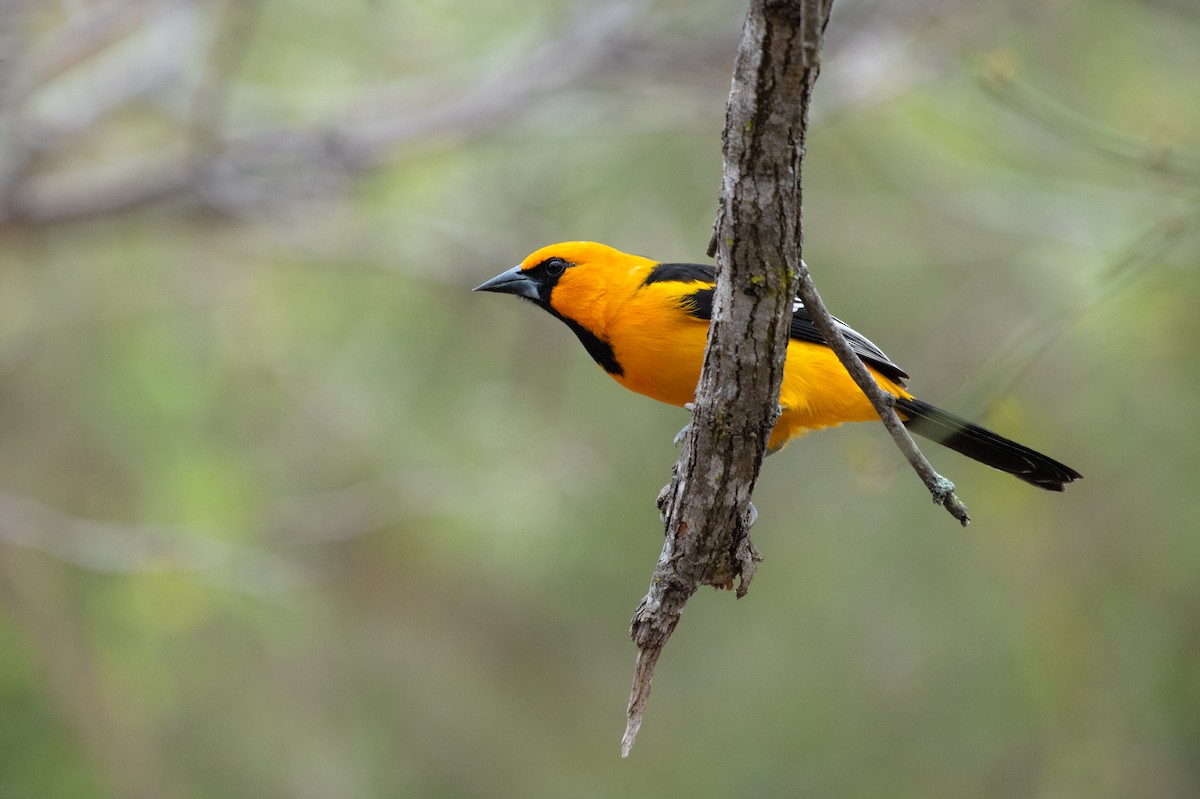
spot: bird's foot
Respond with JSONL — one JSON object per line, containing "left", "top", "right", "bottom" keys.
{"left": 673, "top": 402, "right": 696, "bottom": 447}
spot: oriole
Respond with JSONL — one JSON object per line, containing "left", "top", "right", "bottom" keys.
{"left": 475, "top": 241, "right": 1080, "bottom": 491}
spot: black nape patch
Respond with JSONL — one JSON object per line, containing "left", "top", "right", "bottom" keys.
{"left": 642, "top": 262, "right": 716, "bottom": 286}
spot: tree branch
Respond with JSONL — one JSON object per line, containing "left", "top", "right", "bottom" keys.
{"left": 980, "top": 51, "right": 1200, "bottom": 182}
{"left": 621, "top": 0, "right": 985, "bottom": 754}
{"left": 622, "top": 0, "right": 835, "bottom": 757}
{"left": 0, "top": 1, "right": 644, "bottom": 228}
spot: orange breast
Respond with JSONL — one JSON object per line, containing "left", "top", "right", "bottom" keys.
{"left": 608, "top": 292, "right": 710, "bottom": 407}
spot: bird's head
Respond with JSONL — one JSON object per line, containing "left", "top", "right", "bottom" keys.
{"left": 475, "top": 241, "right": 655, "bottom": 376}
{"left": 473, "top": 241, "right": 656, "bottom": 314}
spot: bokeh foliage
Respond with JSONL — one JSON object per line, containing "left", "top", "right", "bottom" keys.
{"left": 1, "top": 0, "right": 1198, "bottom": 797}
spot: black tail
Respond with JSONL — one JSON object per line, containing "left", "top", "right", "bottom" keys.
{"left": 894, "top": 397, "right": 1082, "bottom": 491}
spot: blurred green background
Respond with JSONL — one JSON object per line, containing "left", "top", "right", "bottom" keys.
{"left": 2, "top": 0, "right": 1198, "bottom": 797}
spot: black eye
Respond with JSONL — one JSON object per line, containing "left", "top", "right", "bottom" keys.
{"left": 544, "top": 258, "right": 567, "bottom": 276}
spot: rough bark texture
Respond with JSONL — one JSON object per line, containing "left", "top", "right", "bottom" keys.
{"left": 622, "top": 0, "right": 835, "bottom": 757}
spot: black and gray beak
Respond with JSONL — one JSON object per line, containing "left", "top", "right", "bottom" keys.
{"left": 473, "top": 265, "right": 540, "bottom": 300}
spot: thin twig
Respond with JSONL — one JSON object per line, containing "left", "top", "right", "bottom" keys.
{"left": 980, "top": 53, "right": 1200, "bottom": 182}
{"left": 793, "top": 263, "right": 971, "bottom": 525}
{"left": 0, "top": 1, "right": 644, "bottom": 227}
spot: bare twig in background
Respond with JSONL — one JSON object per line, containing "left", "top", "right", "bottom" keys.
{"left": 2, "top": 0, "right": 195, "bottom": 108}
{"left": 0, "top": 492, "right": 307, "bottom": 595}
{"left": 188, "top": 0, "right": 264, "bottom": 159}
{"left": 0, "top": 0, "right": 973, "bottom": 233}
{"left": 0, "top": 471, "right": 445, "bottom": 596}
{"left": 981, "top": 52, "right": 1200, "bottom": 182}
{"left": 0, "top": 548, "right": 180, "bottom": 799}
{"left": 0, "top": 1, "right": 646, "bottom": 227}
{"left": 970, "top": 197, "right": 1200, "bottom": 408}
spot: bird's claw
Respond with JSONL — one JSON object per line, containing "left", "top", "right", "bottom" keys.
{"left": 673, "top": 402, "right": 697, "bottom": 447}
{"left": 673, "top": 423, "right": 690, "bottom": 448}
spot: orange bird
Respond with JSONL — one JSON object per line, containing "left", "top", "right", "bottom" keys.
{"left": 476, "top": 241, "right": 1080, "bottom": 490}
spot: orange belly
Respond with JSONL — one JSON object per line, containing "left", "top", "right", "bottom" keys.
{"left": 771, "top": 341, "right": 910, "bottom": 451}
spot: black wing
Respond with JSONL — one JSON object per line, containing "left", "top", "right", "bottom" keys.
{"left": 789, "top": 298, "right": 909, "bottom": 384}
{"left": 647, "top": 262, "right": 910, "bottom": 385}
